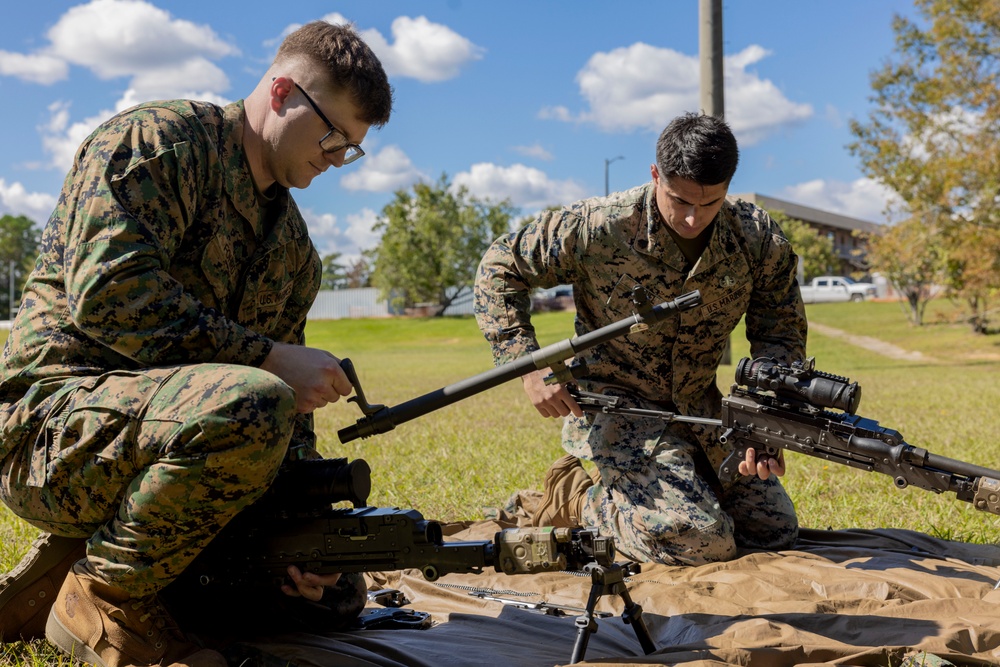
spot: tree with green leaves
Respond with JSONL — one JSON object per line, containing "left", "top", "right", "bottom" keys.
{"left": 848, "top": 0, "right": 1000, "bottom": 330}
{"left": 369, "top": 175, "right": 515, "bottom": 315}
{"left": 766, "top": 209, "right": 837, "bottom": 282}
{"left": 320, "top": 252, "right": 348, "bottom": 290}
{"left": 0, "top": 214, "right": 41, "bottom": 318}
{"left": 861, "top": 216, "right": 943, "bottom": 326}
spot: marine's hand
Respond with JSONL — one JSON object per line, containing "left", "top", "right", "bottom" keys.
{"left": 261, "top": 342, "right": 353, "bottom": 413}
{"left": 281, "top": 565, "right": 342, "bottom": 602}
{"left": 522, "top": 369, "right": 584, "bottom": 418}
{"left": 738, "top": 447, "right": 786, "bottom": 480}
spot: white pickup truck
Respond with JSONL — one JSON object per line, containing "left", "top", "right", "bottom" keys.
{"left": 799, "top": 276, "right": 877, "bottom": 303}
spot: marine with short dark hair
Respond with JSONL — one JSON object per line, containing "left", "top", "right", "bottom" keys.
{"left": 474, "top": 112, "right": 807, "bottom": 565}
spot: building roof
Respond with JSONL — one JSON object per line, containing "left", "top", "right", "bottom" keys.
{"left": 732, "top": 192, "right": 881, "bottom": 234}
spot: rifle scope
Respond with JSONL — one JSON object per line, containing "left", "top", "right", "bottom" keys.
{"left": 736, "top": 356, "right": 861, "bottom": 414}
{"left": 264, "top": 457, "right": 372, "bottom": 510}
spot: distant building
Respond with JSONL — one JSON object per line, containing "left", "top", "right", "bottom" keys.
{"left": 734, "top": 193, "right": 881, "bottom": 276}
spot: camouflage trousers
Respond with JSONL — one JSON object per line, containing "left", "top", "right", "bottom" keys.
{"left": 564, "top": 391, "right": 798, "bottom": 565}
{"left": 0, "top": 364, "right": 296, "bottom": 596}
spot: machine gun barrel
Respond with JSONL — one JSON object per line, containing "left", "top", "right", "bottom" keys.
{"left": 338, "top": 289, "right": 701, "bottom": 443}
{"left": 560, "top": 355, "right": 1000, "bottom": 516}
{"left": 717, "top": 357, "right": 1000, "bottom": 516}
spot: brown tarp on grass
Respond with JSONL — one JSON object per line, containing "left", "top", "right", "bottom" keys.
{"left": 235, "top": 521, "right": 1000, "bottom": 666}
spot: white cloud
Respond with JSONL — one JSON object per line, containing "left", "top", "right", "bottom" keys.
{"left": 344, "top": 208, "right": 382, "bottom": 253}
{"left": 300, "top": 208, "right": 342, "bottom": 257}
{"left": 340, "top": 145, "right": 427, "bottom": 193}
{"left": 512, "top": 144, "right": 554, "bottom": 161}
{"left": 453, "top": 163, "right": 588, "bottom": 211}
{"left": 299, "top": 206, "right": 382, "bottom": 257}
{"left": 40, "top": 92, "right": 231, "bottom": 175}
{"left": 0, "top": 51, "right": 68, "bottom": 85}
{"left": 1, "top": 0, "right": 237, "bottom": 101}
{"left": 357, "top": 16, "right": 484, "bottom": 82}
{"left": 4, "top": 1, "right": 239, "bottom": 171}
{"left": 722, "top": 46, "right": 813, "bottom": 145}
{"left": 127, "top": 58, "right": 231, "bottom": 101}
{"left": 45, "top": 0, "right": 238, "bottom": 79}
{"left": 546, "top": 42, "right": 812, "bottom": 145}
{"left": 778, "top": 178, "right": 902, "bottom": 224}
{"left": 0, "top": 179, "right": 57, "bottom": 224}
{"left": 40, "top": 101, "right": 116, "bottom": 172}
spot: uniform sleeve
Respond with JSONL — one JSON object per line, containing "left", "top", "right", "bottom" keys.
{"left": 473, "top": 208, "right": 586, "bottom": 365}
{"left": 63, "top": 109, "right": 272, "bottom": 367}
{"left": 277, "top": 251, "right": 323, "bottom": 459}
{"left": 744, "top": 217, "right": 808, "bottom": 365}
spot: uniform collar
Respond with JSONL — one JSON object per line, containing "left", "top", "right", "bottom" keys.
{"left": 633, "top": 182, "right": 739, "bottom": 275}
{"left": 219, "top": 100, "right": 306, "bottom": 248}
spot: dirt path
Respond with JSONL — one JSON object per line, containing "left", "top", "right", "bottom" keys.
{"left": 808, "top": 322, "right": 937, "bottom": 362}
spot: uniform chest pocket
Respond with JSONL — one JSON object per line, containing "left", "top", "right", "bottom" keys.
{"left": 200, "top": 234, "right": 240, "bottom": 309}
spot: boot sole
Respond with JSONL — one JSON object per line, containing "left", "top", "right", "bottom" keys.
{"left": 45, "top": 605, "right": 106, "bottom": 667}
{"left": 0, "top": 533, "right": 86, "bottom": 639}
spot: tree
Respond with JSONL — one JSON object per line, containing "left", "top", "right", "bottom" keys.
{"left": 848, "top": 0, "right": 1000, "bottom": 330}
{"left": 320, "top": 252, "right": 348, "bottom": 290}
{"left": 343, "top": 257, "right": 372, "bottom": 289}
{"left": 767, "top": 209, "right": 837, "bottom": 282}
{"left": 0, "top": 214, "right": 41, "bottom": 318}
{"left": 369, "top": 175, "right": 515, "bottom": 315}
{"left": 860, "top": 216, "right": 943, "bottom": 326}
{"left": 941, "top": 221, "right": 1000, "bottom": 333}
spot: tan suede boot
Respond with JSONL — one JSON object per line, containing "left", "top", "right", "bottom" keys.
{"left": 531, "top": 454, "right": 595, "bottom": 528}
{"left": 0, "top": 532, "right": 86, "bottom": 642}
{"left": 45, "top": 562, "right": 226, "bottom": 667}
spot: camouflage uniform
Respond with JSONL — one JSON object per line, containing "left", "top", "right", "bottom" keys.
{"left": 474, "top": 183, "right": 807, "bottom": 564}
{"left": 0, "top": 100, "right": 321, "bottom": 596}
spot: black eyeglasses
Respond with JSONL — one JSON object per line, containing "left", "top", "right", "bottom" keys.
{"left": 292, "top": 81, "right": 365, "bottom": 164}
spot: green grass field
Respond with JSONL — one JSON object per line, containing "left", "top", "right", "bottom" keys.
{"left": 2, "top": 297, "right": 1000, "bottom": 664}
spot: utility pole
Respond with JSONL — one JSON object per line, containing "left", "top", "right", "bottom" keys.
{"left": 699, "top": 0, "right": 724, "bottom": 118}
{"left": 700, "top": 0, "right": 731, "bottom": 364}
{"left": 604, "top": 156, "right": 624, "bottom": 196}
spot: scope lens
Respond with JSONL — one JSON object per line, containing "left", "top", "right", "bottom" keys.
{"left": 735, "top": 357, "right": 861, "bottom": 414}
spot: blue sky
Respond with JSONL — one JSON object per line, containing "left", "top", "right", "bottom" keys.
{"left": 0, "top": 0, "right": 916, "bottom": 260}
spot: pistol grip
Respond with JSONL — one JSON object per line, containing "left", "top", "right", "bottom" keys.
{"left": 718, "top": 443, "right": 749, "bottom": 483}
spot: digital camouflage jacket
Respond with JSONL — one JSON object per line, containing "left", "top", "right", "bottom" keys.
{"left": 0, "top": 99, "right": 322, "bottom": 461}
{"left": 474, "top": 182, "right": 807, "bottom": 470}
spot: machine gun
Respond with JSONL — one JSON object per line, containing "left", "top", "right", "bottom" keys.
{"left": 571, "top": 357, "right": 1000, "bottom": 515}
{"left": 179, "top": 457, "right": 617, "bottom": 586}
{"left": 173, "top": 456, "right": 656, "bottom": 662}
{"left": 337, "top": 288, "right": 701, "bottom": 443}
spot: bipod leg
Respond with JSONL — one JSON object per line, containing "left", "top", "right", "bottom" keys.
{"left": 569, "top": 567, "right": 607, "bottom": 664}
{"left": 568, "top": 562, "right": 656, "bottom": 663}
{"left": 616, "top": 583, "right": 656, "bottom": 655}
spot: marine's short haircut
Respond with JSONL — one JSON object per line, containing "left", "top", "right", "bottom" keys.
{"left": 655, "top": 112, "right": 739, "bottom": 186}
{"left": 276, "top": 20, "right": 393, "bottom": 127}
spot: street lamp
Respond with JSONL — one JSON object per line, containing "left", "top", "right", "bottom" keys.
{"left": 604, "top": 155, "right": 624, "bottom": 196}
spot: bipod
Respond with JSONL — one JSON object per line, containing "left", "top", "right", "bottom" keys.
{"left": 570, "top": 561, "right": 656, "bottom": 663}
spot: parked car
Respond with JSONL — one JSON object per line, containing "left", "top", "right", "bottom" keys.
{"left": 799, "top": 276, "right": 877, "bottom": 304}
{"left": 530, "top": 286, "right": 575, "bottom": 312}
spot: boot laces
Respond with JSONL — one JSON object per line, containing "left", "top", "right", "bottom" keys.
{"left": 129, "top": 595, "right": 181, "bottom": 647}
